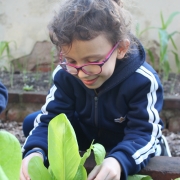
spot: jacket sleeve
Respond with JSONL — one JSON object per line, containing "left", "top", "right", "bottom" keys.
{"left": 22, "top": 66, "right": 76, "bottom": 156}
{"left": 0, "top": 82, "right": 8, "bottom": 113}
{"left": 107, "top": 66, "right": 164, "bottom": 179}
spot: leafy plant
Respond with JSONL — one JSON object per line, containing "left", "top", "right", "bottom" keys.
{"left": 136, "top": 11, "right": 180, "bottom": 80}
{"left": 0, "top": 130, "right": 22, "bottom": 180}
{"left": 0, "top": 115, "right": 155, "bottom": 180}
{"left": 23, "top": 84, "right": 34, "bottom": 91}
{"left": 127, "top": 175, "right": 152, "bottom": 180}
{"left": 28, "top": 113, "right": 153, "bottom": 180}
{"left": 0, "top": 41, "right": 17, "bottom": 87}
{"left": 28, "top": 113, "right": 106, "bottom": 180}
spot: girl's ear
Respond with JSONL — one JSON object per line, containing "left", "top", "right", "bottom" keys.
{"left": 116, "top": 39, "right": 130, "bottom": 59}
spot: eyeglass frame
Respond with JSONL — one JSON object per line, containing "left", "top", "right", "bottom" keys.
{"left": 59, "top": 41, "right": 120, "bottom": 75}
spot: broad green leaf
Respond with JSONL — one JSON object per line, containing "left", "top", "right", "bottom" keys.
{"left": 0, "top": 166, "right": 8, "bottom": 180}
{"left": 127, "top": 174, "right": 152, "bottom": 180}
{"left": 48, "top": 166, "right": 57, "bottom": 180}
{"left": 48, "top": 113, "right": 81, "bottom": 180}
{"left": 28, "top": 156, "right": 52, "bottom": 180}
{"left": 73, "top": 164, "right": 87, "bottom": 180}
{"left": 0, "top": 130, "right": 22, "bottom": 180}
{"left": 92, "top": 143, "right": 106, "bottom": 165}
{"left": 175, "top": 178, "right": 180, "bottom": 180}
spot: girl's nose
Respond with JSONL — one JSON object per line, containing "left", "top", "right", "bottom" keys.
{"left": 77, "top": 69, "right": 89, "bottom": 79}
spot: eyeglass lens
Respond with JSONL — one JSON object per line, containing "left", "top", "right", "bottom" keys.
{"left": 65, "top": 64, "right": 102, "bottom": 75}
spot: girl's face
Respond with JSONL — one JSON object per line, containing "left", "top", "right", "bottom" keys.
{"left": 61, "top": 35, "right": 129, "bottom": 89}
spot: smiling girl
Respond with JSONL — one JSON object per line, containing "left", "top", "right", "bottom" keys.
{"left": 20, "top": 0, "right": 170, "bottom": 180}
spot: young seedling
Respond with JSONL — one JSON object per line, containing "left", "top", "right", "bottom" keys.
{"left": 23, "top": 84, "right": 34, "bottom": 91}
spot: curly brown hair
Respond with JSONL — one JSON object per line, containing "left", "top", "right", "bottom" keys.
{"left": 48, "top": 0, "right": 132, "bottom": 51}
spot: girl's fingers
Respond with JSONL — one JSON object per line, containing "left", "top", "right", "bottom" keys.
{"left": 87, "top": 165, "right": 101, "bottom": 180}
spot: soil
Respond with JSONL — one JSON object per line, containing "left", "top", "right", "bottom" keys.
{"left": 1, "top": 70, "right": 180, "bottom": 156}
{"left": 0, "top": 71, "right": 52, "bottom": 93}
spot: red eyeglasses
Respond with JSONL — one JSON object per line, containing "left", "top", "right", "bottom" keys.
{"left": 60, "top": 42, "right": 119, "bottom": 75}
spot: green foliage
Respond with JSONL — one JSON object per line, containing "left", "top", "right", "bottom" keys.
{"left": 28, "top": 156, "right": 52, "bottom": 180}
{"left": 0, "top": 114, "right": 156, "bottom": 180}
{"left": 23, "top": 84, "right": 34, "bottom": 91}
{"left": 0, "top": 115, "right": 155, "bottom": 180}
{"left": 0, "top": 130, "right": 22, "bottom": 180}
{"left": 0, "top": 41, "right": 17, "bottom": 87}
{"left": 128, "top": 174, "right": 152, "bottom": 180}
{"left": 136, "top": 11, "right": 180, "bottom": 80}
{"left": 28, "top": 113, "right": 106, "bottom": 180}
{"left": 28, "top": 113, "right": 155, "bottom": 180}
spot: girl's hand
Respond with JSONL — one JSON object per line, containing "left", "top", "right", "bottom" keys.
{"left": 87, "top": 157, "right": 122, "bottom": 180}
{"left": 20, "top": 152, "right": 43, "bottom": 180}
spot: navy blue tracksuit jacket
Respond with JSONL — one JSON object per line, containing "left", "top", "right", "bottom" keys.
{"left": 22, "top": 40, "right": 164, "bottom": 180}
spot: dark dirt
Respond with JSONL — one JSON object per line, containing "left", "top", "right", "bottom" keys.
{"left": 0, "top": 70, "right": 180, "bottom": 156}
{"left": 0, "top": 71, "right": 52, "bottom": 93}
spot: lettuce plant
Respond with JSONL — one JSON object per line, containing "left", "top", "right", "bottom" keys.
{"left": 0, "top": 117, "right": 176, "bottom": 180}
{"left": 28, "top": 113, "right": 106, "bottom": 180}
{"left": 0, "top": 130, "right": 22, "bottom": 180}
{"left": 28, "top": 113, "right": 155, "bottom": 180}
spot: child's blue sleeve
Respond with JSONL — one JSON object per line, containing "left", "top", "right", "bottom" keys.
{"left": 107, "top": 66, "right": 164, "bottom": 179}
{"left": 0, "top": 82, "right": 8, "bottom": 113}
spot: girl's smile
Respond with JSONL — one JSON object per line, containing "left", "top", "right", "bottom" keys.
{"left": 81, "top": 76, "right": 99, "bottom": 86}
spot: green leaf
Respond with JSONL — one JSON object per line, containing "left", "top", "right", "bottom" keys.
{"left": 28, "top": 156, "right": 52, "bottom": 180}
{"left": 0, "top": 166, "right": 8, "bottom": 180}
{"left": 172, "top": 50, "right": 180, "bottom": 73}
{"left": 48, "top": 113, "right": 81, "bottom": 180}
{"left": 0, "top": 41, "right": 16, "bottom": 59}
{"left": 169, "top": 31, "right": 180, "bottom": 50}
{"left": 162, "top": 60, "right": 171, "bottom": 80}
{"left": 146, "top": 49, "right": 155, "bottom": 68}
{"left": 92, "top": 143, "right": 106, "bottom": 165}
{"left": 0, "top": 130, "right": 22, "bottom": 180}
{"left": 80, "top": 142, "right": 94, "bottom": 166}
{"left": 160, "top": 11, "right": 165, "bottom": 29}
{"left": 127, "top": 174, "right": 152, "bottom": 180}
{"left": 164, "top": 11, "right": 180, "bottom": 29}
{"left": 73, "top": 164, "right": 87, "bottom": 180}
{"left": 48, "top": 166, "right": 57, "bottom": 180}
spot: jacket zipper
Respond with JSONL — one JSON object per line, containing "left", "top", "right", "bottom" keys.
{"left": 94, "top": 96, "right": 98, "bottom": 127}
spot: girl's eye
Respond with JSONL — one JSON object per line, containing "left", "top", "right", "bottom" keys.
{"left": 89, "top": 59, "right": 101, "bottom": 63}
{"left": 65, "top": 59, "right": 76, "bottom": 64}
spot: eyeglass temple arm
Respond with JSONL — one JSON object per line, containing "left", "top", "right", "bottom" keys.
{"left": 103, "top": 42, "right": 120, "bottom": 62}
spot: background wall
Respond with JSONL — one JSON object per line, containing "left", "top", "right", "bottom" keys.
{"left": 0, "top": 0, "right": 180, "bottom": 71}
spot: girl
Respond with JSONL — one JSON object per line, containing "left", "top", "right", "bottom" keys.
{"left": 20, "top": 0, "right": 168, "bottom": 179}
